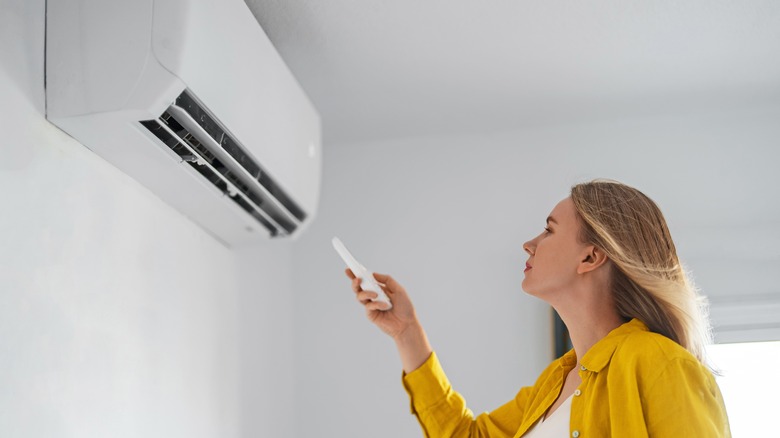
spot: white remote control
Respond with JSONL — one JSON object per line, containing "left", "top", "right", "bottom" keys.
{"left": 332, "top": 237, "right": 393, "bottom": 310}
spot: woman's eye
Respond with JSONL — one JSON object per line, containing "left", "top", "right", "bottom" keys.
{"left": 544, "top": 227, "right": 552, "bottom": 234}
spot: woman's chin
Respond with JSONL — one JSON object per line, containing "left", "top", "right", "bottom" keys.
{"left": 521, "top": 282, "right": 550, "bottom": 301}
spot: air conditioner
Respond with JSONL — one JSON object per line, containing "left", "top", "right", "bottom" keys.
{"left": 45, "top": 0, "right": 321, "bottom": 246}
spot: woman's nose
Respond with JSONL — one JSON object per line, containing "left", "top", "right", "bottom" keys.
{"left": 523, "top": 239, "right": 535, "bottom": 256}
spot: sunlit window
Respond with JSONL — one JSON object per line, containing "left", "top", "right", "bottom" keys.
{"left": 706, "top": 340, "right": 780, "bottom": 437}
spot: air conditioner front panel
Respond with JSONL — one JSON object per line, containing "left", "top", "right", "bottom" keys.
{"left": 45, "top": 0, "right": 156, "bottom": 118}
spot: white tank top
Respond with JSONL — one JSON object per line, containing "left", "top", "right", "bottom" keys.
{"left": 521, "top": 394, "right": 573, "bottom": 438}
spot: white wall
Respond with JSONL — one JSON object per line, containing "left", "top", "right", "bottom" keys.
{"left": 293, "top": 105, "right": 780, "bottom": 437}
{"left": 235, "top": 242, "right": 296, "bottom": 437}
{"left": 0, "top": 1, "right": 295, "bottom": 436}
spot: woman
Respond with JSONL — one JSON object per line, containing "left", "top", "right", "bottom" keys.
{"left": 345, "top": 180, "right": 731, "bottom": 437}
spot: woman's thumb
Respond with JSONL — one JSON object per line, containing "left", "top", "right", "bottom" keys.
{"left": 373, "top": 272, "right": 402, "bottom": 295}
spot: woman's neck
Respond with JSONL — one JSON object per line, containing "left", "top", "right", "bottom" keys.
{"left": 553, "top": 286, "right": 624, "bottom": 364}
{"left": 564, "top": 313, "right": 623, "bottom": 365}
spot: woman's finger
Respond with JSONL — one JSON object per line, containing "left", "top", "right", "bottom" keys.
{"left": 366, "top": 300, "right": 392, "bottom": 312}
{"left": 345, "top": 268, "right": 355, "bottom": 279}
{"left": 351, "top": 276, "right": 362, "bottom": 293}
{"left": 356, "top": 291, "right": 378, "bottom": 304}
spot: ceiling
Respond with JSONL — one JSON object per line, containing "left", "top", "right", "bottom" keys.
{"left": 244, "top": 1, "right": 780, "bottom": 145}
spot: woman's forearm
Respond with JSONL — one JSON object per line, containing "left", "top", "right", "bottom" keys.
{"left": 394, "top": 321, "right": 433, "bottom": 374}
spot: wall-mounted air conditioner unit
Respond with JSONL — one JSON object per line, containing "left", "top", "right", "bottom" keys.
{"left": 45, "top": 0, "right": 321, "bottom": 246}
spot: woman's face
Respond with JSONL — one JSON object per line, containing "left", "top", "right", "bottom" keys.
{"left": 522, "top": 197, "right": 589, "bottom": 299}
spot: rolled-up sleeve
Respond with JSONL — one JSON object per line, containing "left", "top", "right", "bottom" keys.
{"left": 402, "top": 352, "right": 530, "bottom": 438}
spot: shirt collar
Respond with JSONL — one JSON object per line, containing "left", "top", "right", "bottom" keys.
{"left": 564, "top": 318, "right": 649, "bottom": 373}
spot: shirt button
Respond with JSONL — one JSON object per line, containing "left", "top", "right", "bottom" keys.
{"left": 580, "top": 365, "right": 587, "bottom": 371}
{"left": 574, "top": 389, "right": 581, "bottom": 396}
{"left": 572, "top": 431, "right": 580, "bottom": 438}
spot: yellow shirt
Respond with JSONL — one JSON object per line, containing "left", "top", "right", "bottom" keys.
{"left": 402, "top": 319, "right": 731, "bottom": 437}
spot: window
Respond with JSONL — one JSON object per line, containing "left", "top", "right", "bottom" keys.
{"left": 707, "top": 341, "right": 780, "bottom": 437}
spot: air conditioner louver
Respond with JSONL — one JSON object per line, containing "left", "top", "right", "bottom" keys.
{"left": 140, "top": 90, "right": 304, "bottom": 238}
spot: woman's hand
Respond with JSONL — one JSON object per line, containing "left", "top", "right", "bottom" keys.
{"left": 345, "top": 269, "right": 433, "bottom": 373}
{"left": 345, "top": 269, "right": 419, "bottom": 340}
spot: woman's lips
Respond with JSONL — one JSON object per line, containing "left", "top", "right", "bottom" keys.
{"left": 524, "top": 262, "right": 532, "bottom": 273}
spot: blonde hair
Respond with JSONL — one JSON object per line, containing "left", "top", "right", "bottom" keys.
{"left": 570, "top": 180, "right": 712, "bottom": 364}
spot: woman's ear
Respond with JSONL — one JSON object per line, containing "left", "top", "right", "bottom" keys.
{"left": 577, "top": 246, "right": 609, "bottom": 274}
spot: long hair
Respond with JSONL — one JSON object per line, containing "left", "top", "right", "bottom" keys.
{"left": 570, "top": 180, "right": 711, "bottom": 364}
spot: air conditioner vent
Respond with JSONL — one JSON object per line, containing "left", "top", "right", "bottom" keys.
{"left": 140, "top": 90, "right": 306, "bottom": 238}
